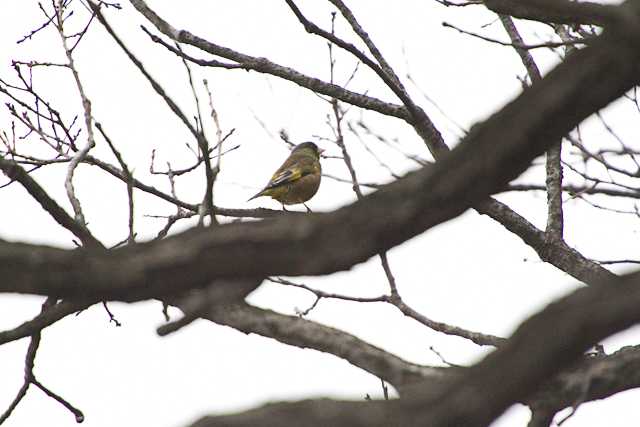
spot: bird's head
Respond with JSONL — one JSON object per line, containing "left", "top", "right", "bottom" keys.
{"left": 293, "top": 141, "right": 324, "bottom": 159}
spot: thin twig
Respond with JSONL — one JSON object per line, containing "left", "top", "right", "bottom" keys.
{"left": 442, "top": 21, "right": 590, "bottom": 50}
{"left": 55, "top": 0, "right": 95, "bottom": 227}
{"left": 95, "top": 122, "right": 135, "bottom": 244}
{"left": 175, "top": 43, "right": 216, "bottom": 226}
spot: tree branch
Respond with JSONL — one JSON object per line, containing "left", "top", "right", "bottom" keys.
{"left": 484, "top": 0, "right": 618, "bottom": 26}
{"left": 186, "top": 297, "right": 444, "bottom": 390}
{"left": 505, "top": 183, "right": 640, "bottom": 199}
{"left": 1, "top": 15, "right": 639, "bottom": 299}
{"left": 0, "top": 299, "right": 91, "bottom": 345}
{"left": 498, "top": 15, "right": 564, "bottom": 240}
{"left": 188, "top": 267, "right": 640, "bottom": 427}
{"left": 0, "top": 158, "right": 103, "bottom": 248}
{"left": 127, "top": 0, "right": 622, "bottom": 287}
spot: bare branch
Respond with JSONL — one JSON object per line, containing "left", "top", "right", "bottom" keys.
{"left": 391, "top": 297, "right": 505, "bottom": 347}
{"left": 0, "top": 300, "right": 91, "bottom": 346}
{"left": 188, "top": 267, "right": 640, "bottom": 427}
{"left": 505, "top": 183, "right": 640, "bottom": 199}
{"left": 483, "top": 0, "right": 619, "bottom": 26}
{"left": 498, "top": 15, "right": 564, "bottom": 241}
{"left": 2, "top": 15, "right": 639, "bottom": 298}
{"left": 192, "top": 299, "right": 444, "bottom": 389}
{"left": 127, "top": 0, "right": 624, "bottom": 288}
{"left": 128, "top": 0, "right": 415, "bottom": 124}
{"left": 55, "top": 0, "right": 96, "bottom": 227}
{"left": 0, "top": 298, "right": 84, "bottom": 424}
{"left": 442, "top": 21, "right": 591, "bottom": 50}
{"left": 0, "top": 157, "right": 103, "bottom": 248}
{"left": 95, "top": 122, "right": 135, "bottom": 244}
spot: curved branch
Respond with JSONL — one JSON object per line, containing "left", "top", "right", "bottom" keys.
{"left": 128, "top": 0, "right": 412, "bottom": 121}
{"left": 190, "top": 267, "right": 640, "bottom": 427}
{"left": 194, "top": 299, "right": 443, "bottom": 389}
{"left": 475, "top": 199, "right": 614, "bottom": 284}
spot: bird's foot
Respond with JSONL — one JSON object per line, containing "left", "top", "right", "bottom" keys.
{"left": 304, "top": 203, "right": 312, "bottom": 213}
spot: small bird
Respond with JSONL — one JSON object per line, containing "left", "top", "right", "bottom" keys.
{"left": 248, "top": 142, "right": 324, "bottom": 212}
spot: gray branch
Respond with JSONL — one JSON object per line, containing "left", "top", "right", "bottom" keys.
{"left": 2, "top": 5, "right": 639, "bottom": 299}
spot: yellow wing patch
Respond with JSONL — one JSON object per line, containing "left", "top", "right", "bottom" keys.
{"left": 267, "top": 168, "right": 303, "bottom": 189}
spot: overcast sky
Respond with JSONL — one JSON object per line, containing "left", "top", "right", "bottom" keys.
{"left": 0, "top": 1, "right": 638, "bottom": 426}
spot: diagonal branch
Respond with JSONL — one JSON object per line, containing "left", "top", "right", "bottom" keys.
{"left": 189, "top": 267, "right": 640, "bottom": 427}
{"left": 128, "top": 1, "right": 414, "bottom": 123}
{"left": 0, "top": 299, "right": 91, "bottom": 345}
{"left": 1, "top": 14, "right": 639, "bottom": 299}
{"left": 90, "top": 0, "right": 219, "bottom": 228}
{"left": 0, "top": 157, "right": 103, "bottom": 249}
{"left": 126, "top": 0, "right": 618, "bottom": 286}
{"left": 192, "top": 298, "right": 444, "bottom": 390}
{"left": 327, "top": 0, "right": 406, "bottom": 90}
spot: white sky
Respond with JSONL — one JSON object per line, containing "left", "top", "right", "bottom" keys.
{"left": 1, "top": 1, "right": 639, "bottom": 426}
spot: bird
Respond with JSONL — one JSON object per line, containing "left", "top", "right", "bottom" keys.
{"left": 248, "top": 141, "right": 324, "bottom": 212}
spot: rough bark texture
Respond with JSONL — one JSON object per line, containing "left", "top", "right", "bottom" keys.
{"left": 2, "top": 15, "right": 638, "bottom": 299}
{"left": 3, "top": 1, "right": 640, "bottom": 426}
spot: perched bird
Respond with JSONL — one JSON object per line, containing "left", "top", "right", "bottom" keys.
{"left": 248, "top": 142, "right": 324, "bottom": 212}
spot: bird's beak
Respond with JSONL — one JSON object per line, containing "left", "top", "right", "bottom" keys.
{"left": 318, "top": 148, "right": 325, "bottom": 155}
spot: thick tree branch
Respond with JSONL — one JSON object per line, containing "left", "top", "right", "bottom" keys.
{"left": 484, "top": 0, "right": 618, "bottom": 26}
{"left": 1, "top": 16, "right": 638, "bottom": 299}
{"left": 128, "top": 0, "right": 619, "bottom": 287}
{"left": 527, "top": 407, "right": 555, "bottom": 427}
{"left": 528, "top": 345, "right": 640, "bottom": 417}
{"left": 173, "top": 288, "right": 640, "bottom": 414}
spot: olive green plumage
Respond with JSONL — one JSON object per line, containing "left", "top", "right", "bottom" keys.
{"left": 249, "top": 142, "right": 323, "bottom": 211}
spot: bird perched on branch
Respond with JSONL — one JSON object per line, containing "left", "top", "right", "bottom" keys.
{"left": 248, "top": 142, "right": 324, "bottom": 212}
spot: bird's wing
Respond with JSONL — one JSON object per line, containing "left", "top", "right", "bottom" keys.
{"left": 266, "top": 167, "right": 303, "bottom": 189}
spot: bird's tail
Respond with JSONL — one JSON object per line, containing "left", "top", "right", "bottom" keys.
{"left": 247, "top": 190, "right": 265, "bottom": 202}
